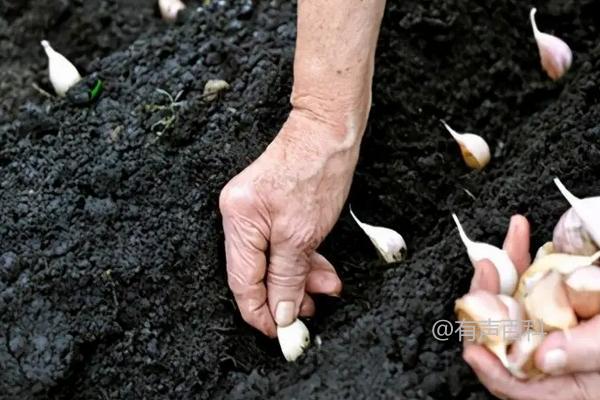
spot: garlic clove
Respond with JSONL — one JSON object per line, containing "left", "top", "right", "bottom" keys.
{"left": 553, "top": 205, "right": 599, "bottom": 257}
{"left": 159, "top": 0, "right": 186, "bottom": 22}
{"left": 515, "top": 250, "right": 600, "bottom": 301}
{"left": 565, "top": 265, "right": 600, "bottom": 319}
{"left": 530, "top": 8, "right": 572, "bottom": 80}
{"left": 524, "top": 271, "right": 577, "bottom": 332}
{"left": 41, "top": 40, "right": 82, "bottom": 97}
{"left": 554, "top": 178, "right": 600, "bottom": 250}
{"left": 452, "top": 213, "right": 518, "bottom": 295}
{"left": 498, "top": 294, "right": 525, "bottom": 330}
{"left": 507, "top": 333, "right": 545, "bottom": 379}
{"left": 534, "top": 241, "right": 555, "bottom": 262}
{"left": 203, "top": 79, "right": 230, "bottom": 102}
{"left": 277, "top": 319, "right": 310, "bottom": 362}
{"left": 350, "top": 208, "right": 407, "bottom": 263}
{"left": 442, "top": 120, "right": 490, "bottom": 170}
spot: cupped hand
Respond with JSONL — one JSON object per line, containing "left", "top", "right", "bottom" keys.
{"left": 464, "top": 215, "right": 600, "bottom": 399}
{"left": 219, "top": 109, "right": 363, "bottom": 337}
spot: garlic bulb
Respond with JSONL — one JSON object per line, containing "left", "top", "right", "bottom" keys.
{"left": 507, "top": 333, "right": 545, "bottom": 380}
{"left": 350, "top": 208, "right": 406, "bottom": 263}
{"left": 565, "top": 265, "right": 600, "bottom": 319}
{"left": 554, "top": 178, "right": 600, "bottom": 251}
{"left": 530, "top": 8, "right": 572, "bottom": 81}
{"left": 524, "top": 271, "right": 577, "bottom": 332}
{"left": 553, "top": 205, "right": 599, "bottom": 256}
{"left": 455, "top": 290, "right": 511, "bottom": 367}
{"left": 159, "top": 0, "right": 186, "bottom": 22}
{"left": 452, "top": 213, "right": 518, "bottom": 295}
{"left": 442, "top": 120, "right": 490, "bottom": 170}
{"left": 41, "top": 40, "right": 81, "bottom": 97}
{"left": 277, "top": 319, "right": 310, "bottom": 362}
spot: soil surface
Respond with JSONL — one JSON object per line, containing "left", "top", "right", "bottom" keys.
{"left": 1, "top": 0, "right": 600, "bottom": 399}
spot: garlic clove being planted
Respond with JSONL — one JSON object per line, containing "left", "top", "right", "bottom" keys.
{"left": 507, "top": 333, "right": 545, "bottom": 380}
{"left": 524, "top": 271, "right": 577, "bottom": 332}
{"left": 277, "top": 319, "right": 310, "bottom": 362}
{"left": 452, "top": 213, "right": 518, "bottom": 295}
{"left": 553, "top": 205, "right": 599, "bottom": 257}
{"left": 41, "top": 40, "right": 82, "bottom": 97}
{"left": 442, "top": 120, "right": 490, "bottom": 170}
{"left": 350, "top": 208, "right": 406, "bottom": 263}
{"left": 565, "top": 265, "right": 600, "bottom": 319}
{"left": 159, "top": 0, "right": 186, "bottom": 22}
{"left": 554, "top": 178, "right": 600, "bottom": 250}
{"left": 530, "top": 8, "right": 572, "bottom": 80}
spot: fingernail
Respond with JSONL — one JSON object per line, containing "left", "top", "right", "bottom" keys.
{"left": 275, "top": 301, "right": 296, "bottom": 326}
{"left": 542, "top": 349, "right": 567, "bottom": 374}
{"left": 470, "top": 264, "right": 485, "bottom": 291}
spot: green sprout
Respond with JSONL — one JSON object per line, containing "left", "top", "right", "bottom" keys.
{"left": 90, "top": 80, "right": 103, "bottom": 101}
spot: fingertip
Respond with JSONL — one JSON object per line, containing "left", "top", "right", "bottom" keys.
{"left": 299, "top": 294, "right": 316, "bottom": 317}
{"left": 471, "top": 259, "right": 500, "bottom": 293}
{"left": 503, "top": 214, "right": 531, "bottom": 274}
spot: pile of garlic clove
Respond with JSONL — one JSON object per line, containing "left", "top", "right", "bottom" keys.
{"left": 454, "top": 177, "right": 600, "bottom": 379}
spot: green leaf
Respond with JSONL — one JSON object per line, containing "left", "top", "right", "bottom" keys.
{"left": 90, "top": 80, "right": 104, "bottom": 101}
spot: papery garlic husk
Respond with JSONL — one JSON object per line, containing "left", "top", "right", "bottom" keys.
{"left": 554, "top": 178, "right": 600, "bottom": 251}
{"left": 507, "top": 333, "right": 545, "bottom": 380}
{"left": 530, "top": 8, "right": 572, "bottom": 80}
{"left": 534, "top": 241, "right": 555, "bottom": 262}
{"left": 524, "top": 271, "right": 577, "bottom": 332}
{"left": 277, "top": 319, "right": 310, "bottom": 362}
{"left": 553, "top": 205, "right": 599, "bottom": 257}
{"left": 203, "top": 79, "right": 230, "bottom": 102}
{"left": 41, "top": 40, "right": 82, "bottom": 97}
{"left": 350, "top": 208, "right": 407, "bottom": 263}
{"left": 452, "top": 213, "right": 518, "bottom": 295}
{"left": 442, "top": 120, "right": 490, "bottom": 170}
{"left": 159, "top": 0, "right": 186, "bottom": 22}
{"left": 565, "top": 265, "right": 600, "bottom": 319}
{"left": 455, "top": 290, "right": 511, "bottom": 366}
{"left": 514, "top": 251, "right": 600, "bottom": 301}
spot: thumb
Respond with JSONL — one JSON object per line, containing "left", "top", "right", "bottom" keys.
{"left": 535, "top": 315, "right": 600, "bottom": 375}
{"left": 266, "top": 246, "right": 311, "bottom": 327}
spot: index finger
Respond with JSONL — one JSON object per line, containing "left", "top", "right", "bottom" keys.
{"left": 502, "top": 214, "right": 531, "bottom": 276}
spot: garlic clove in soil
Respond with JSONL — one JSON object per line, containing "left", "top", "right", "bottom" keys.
{"left": 455, "top": 290, "right": 511, "bottom": 367}
{"left": 277, "top": 319, "right": 310, "bottom": 362}
{"left": 442, "top": 120, "right": 490, "bottom": 170}
{"left": 41, "top": 40, "right": 82, "bottom": 97}
{"left": 507, "top": 333, "right": 545, "bottom": 379}
{"left": 203, "top": 79, "right": 230, "bottom": 102}
{"left": 159, "top": 0, "right": 186, "bottom": 22}
{"left": 553, "top": 205, "right": 599, "bottom": 256}
{"left": 350, "top": 208, "right": 407, "bottom": 263}
{"left": 565, "top": 265, "right": 600, "bottom": 319}
{"left": 524, "top": 270, "right": 577, "bottom": 332}
{"left": 514, "top": 251, "right": 600, "bottom": 301}
{"left": 530, "top": 8, "right": 572, "bottom": 81}
{"left": 452, "top": 213, "right": 518, "bottom": 295}
{"left": 554, "top": 178, "right": 600, "bottom": 251}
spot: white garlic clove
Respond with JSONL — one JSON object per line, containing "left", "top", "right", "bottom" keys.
{"left": 350, "top": 208, "right": 406, "bottom": 263}
{"left": 530, "top": 8, "right": 572, "bottom": 80}
{"left": 553, "top": 205, "right": 599, "bottom": 256}
{"left": 524, "top": 271, "right": 577, "bottom": 332}
{"left": 534, "top": 241, "right": 555, "bottom": 262}
{"left": 498, "top": 294, "right": 525, "bottom": 337}
{"left": 507, "top": 333, "right": 545, "bottom": 379}
{"left": 159, "top": 0, "right": 186, "bottom": 22}
{"left": 565, "top": 265, "right": 600, "bottom": 319}
{"left": 554, "top": 178, "right": 600, "bottom": 250}
{"left": 203, "top": 79, "right": 230, "bottom": 102}
{"left": 515, "top": 251, "right": 600, "bottom": 300}
{"left": 41, "top": 40, "right": 82, "bottom": 97}
{"left": 277, "top": 319, "right": 310, "bottom": 362}
{"left": 442, "top": 120, "right": 490, "bottom": 170}
{"left": 452, "top": 213, "right": 518, "bottom": 295}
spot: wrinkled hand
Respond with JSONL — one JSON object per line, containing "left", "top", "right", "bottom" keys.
{"left": 219, "top": 110, "right": 362, "bottom": 337}
{"left": 464, "top": 215, "right": 600, "bottom": 399}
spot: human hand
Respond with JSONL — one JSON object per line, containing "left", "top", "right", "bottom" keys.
{"left": 219, "top": 109, "right": 364, "bottom": 337}
{"left": 464, "top": 215, "right": 600, "bottom": 399}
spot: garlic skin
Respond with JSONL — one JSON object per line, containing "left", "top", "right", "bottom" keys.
{"left": 507, "top": 333, "right": 545, "bottom": 380}
{"left": 350, "top": 208, "right": 407, "bottom": 263}
{"left": 277, "top": 319, "right": 310, "bottom": 362}
{"left": 530, "top": 8, "right": 572, "bottom": 80}
{"left": 452, "top": 213, "right": 518, "bottom": 295}
{"left": 159, "top": 0, "right": 186, "bottom": 22}
{"left": 41, "top": 40, "right": 81, "bottom": 97}
{"left": 565, "top": 265, "right": 600, "bottom": 319}
{"left": 553, "top": 205, "right": 599, "bottom": 257}
{"left": 524, "top": 271, "right": 577, "bottom": 332}
{"left": 554, "top": 178, "right": 600, "bottom": 251}
{"left": 442, "top": 120, "right": 490, "bottom": 170}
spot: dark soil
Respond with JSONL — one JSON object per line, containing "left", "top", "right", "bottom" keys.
{"left": 1, "top": 0, "right": 599, "bottom": 399}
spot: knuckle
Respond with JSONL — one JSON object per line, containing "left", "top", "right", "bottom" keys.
{"left": 219, "top": 181, "right": 255, "bottom": 214}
